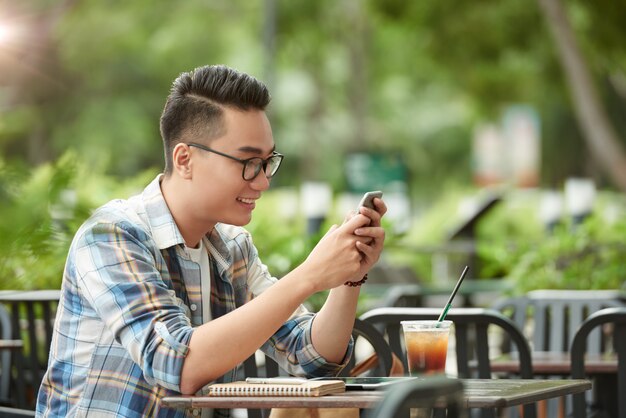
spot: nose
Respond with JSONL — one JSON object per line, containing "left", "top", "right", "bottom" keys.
{"left": 250, "top": 172, "right": 271, "bottom": 191}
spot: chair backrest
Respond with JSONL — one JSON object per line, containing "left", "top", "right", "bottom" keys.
{"left": 0, "top": 304, "right": 13, "bottom": 404}
{"left": 339, "top": 318, "right": 393, "bottom": 377}
{"left": 0, "top": 406, "right": 36, "bottom": 417}
{"left": 367, "top": 376, "right": 465, "bottom": 418}
{"left": 0, "top": 291, "right": 60, "bottom": 410}
{"left": 570, "top": 307, "right": 626, "bottom": 418}
{"left": 361, "top": 307, "right": 535, "bottom": 418}
{"left": 360, "top": 307, "right": 533, "bottom": 378}
{"left": 494, "top": 290, "right": 625, "bottom": 353}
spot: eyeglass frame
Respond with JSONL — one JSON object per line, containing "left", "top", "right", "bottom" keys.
{"left": 186, "top": 142, "right": 284, "bottom": 181}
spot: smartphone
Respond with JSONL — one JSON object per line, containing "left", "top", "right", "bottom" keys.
{"left": 357, "top": 191, "right": 383, "bottom": 210}
{"left": 311, "top": 376, "right": 417, "bottom": 390}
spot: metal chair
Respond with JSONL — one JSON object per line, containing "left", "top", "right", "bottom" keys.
{"left": 339, "top": 318, "right": 394, "bottom": 377}
{"left": 493, "top": 290, "right": 626, "bottom": 353}
{"left": 0, "top": 304, "right": 27, "bottom": 409}
{"left": 0, "top": 291, "right": 59, "bottom": 410}
{"left": 360, "top": 307, "right": 535, "bottom": 418}
{"left": 571, "top": 307, "right": 626, "bottom": 418}
{"left": 493, "top": 290, "right": 626, "bottom": 417}
{"left": 0, "top": 406, "right": 36, "bottom": 417}
{"left": 367, "top": 375, "right": 466, "bottom": 418}
{"left": 0, "top": 304, "right": 13, "bottom": 406}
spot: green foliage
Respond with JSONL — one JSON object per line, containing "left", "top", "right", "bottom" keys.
{"left": 476, "top": 191, "right": 626, "bottom": 294}
{"left": 505, "top": 215, "right": 626, "bottom": 293}
{"left": 0, "top": 153, "right": 78, "bottom": 289}
{"left": 3, "top": 0, "right": 626, "bottom": 196}
{"left": 0, "top": 153, "right": 157, "bottom": 290}
{"left": 386, "top": 188, "right": 626, "bottom": 295}
{"left": 2, "top": 0, "right": 626, "bottom": 299}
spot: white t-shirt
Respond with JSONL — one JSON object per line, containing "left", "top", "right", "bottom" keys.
{"left": 185, "top": 238, "right": 213, "bottom": 418}
{"left": 185, "top": 238, "right": 212, "bottom": 323}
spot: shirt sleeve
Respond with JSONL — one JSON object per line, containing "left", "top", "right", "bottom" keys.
{"left": 244, "top": 234, "right": 354, "bottom": 377}
{"left": 74, "top": 219, "right": 194, "bottom": 391}
{"left": 260, "top": 313, "right": 355, "bottom": 377}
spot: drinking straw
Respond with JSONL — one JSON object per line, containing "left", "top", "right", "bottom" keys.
{"left": 437, "top": 265, "right": 469, "bottom": 322}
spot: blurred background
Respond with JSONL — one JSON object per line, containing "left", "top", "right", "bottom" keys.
{"left": 1, "top": 0, "right": 625, "bottom": 305}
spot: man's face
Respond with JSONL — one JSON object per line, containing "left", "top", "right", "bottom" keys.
{"left": 187, "top": 107, "right": 276, "bottom": 228}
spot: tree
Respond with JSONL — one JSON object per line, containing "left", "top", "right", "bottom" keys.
{"left": 537, "top": 0, "right": 626, "bottom": 192}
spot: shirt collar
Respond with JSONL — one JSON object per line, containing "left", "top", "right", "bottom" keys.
{"left": 141, "top": 175, "right": 234, "bottom": 271}
{"left": 141, "top": 174, "right": 186, "bottom": 250}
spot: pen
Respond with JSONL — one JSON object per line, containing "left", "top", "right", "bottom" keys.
{"left": 245, "top": 377, "right": 308, "bottom": 385}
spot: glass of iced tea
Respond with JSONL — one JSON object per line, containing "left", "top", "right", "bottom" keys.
{"left": 401, "top": 320, "right": 451, "bottom": 376}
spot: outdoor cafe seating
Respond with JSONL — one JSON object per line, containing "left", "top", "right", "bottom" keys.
{"left": 492, "top": 289, "right": 626, "bottom": 417}
{"left": 360, "top": 307, "right": 535, "bottom": 418}
{"left": 571, "top": 307, "right": 626, "bottom": 418}
{"left": 0, "top": 288, "right": 613, "bottom": 417}
{"left": 0, "top": 290, "right": 60, "bottom": 410}
{"left": 492, "top": 289, "right": 626, "bottom": 353}
{"left": 0, "top": 304, "right": 22, "bottom": 408}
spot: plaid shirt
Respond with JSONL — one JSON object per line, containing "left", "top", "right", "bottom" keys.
{"left": 36, "top": 175, "right": 352, "bottom": 418}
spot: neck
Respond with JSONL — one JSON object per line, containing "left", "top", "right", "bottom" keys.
{"left": 160, "top": 174, "right": 215, "bottom": 248}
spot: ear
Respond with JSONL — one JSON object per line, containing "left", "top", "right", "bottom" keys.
{"left": 172, "top": 143, "right": 193, "bottom": 180}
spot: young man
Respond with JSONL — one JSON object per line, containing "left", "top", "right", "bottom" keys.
{"left": 36, "top": 65, "right": 386, "bottom": 418}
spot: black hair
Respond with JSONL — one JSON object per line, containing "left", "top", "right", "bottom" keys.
{"left": 159, "top": 65, "right": 271, "bottom": 175}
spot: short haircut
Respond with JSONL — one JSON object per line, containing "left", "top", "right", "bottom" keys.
{"left": 159, "top": 65, "right": 271, "bottom": 175}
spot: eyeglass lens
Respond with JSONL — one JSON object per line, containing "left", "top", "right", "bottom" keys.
{"left": 244, "top": 155, "right": 282, "bottom": 180}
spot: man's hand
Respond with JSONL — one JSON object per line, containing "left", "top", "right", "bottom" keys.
{"left": 350, "top": 197, "right": 387, "bottom": 281}
{"left": 308, "top": 197, "right": 387, "bottom": 363}
{"left": 302, "top": 214, "right": 374, "bottom": 291}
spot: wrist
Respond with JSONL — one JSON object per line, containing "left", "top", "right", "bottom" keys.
{"left": 290, "top": 263, "right": 323, "bottom": 295}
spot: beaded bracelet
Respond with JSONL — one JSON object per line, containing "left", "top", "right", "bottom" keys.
{"left": 344, "top": 273, "right": 368, "bottom": 287}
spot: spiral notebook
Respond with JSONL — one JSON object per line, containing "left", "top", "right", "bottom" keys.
{"left": 207, "top": 379, "right": 346, "bottom": 397}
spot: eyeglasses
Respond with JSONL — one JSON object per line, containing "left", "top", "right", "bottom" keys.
{"left": 187, "top": 142, "right": 284, "bottom": 181}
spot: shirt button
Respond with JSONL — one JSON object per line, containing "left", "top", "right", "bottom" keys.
{"left": 190, "top": 304, "right": 197, "bottom": 311}
{"left": 192, "top": 409, "right": 200, "bottom": 416}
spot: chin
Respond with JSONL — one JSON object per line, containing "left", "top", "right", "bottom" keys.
{"left": 225, "top": 214, "right": 253, "bottom": 227}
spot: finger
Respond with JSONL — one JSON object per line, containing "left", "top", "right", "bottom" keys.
{"left": 339, "top": 213, "right": 371, "bottom": 234}
{"left": 357, "top": 207, "right": 379, "bottom": 226}
{"left": 372, "top": 198, "right": 387, "bottom": 217}
{"left": 354, "top": 226, "right": 385, "bottom": 239}
{"left": 356, "top": 240, "right": 376, "bottom": 259}
{"left": 354, "top": 235, "right": 374, "bottom": 245}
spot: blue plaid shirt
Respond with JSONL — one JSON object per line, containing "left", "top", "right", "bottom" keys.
{"left": 36, "top": 175, "right": 352, "bottom": 418}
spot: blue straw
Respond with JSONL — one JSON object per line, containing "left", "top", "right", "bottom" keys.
{"left": 437, "top": 265, "right": 469, "bottom": 322}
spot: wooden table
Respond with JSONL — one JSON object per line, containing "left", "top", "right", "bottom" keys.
{"left": 489, "top": 351, "right": 618, "bottom": 417}
{"left": 162, "top": 379, "right": 591, "bottom": 410}
{"left": 489, "top": 351, "right": 618, "bottom": 375}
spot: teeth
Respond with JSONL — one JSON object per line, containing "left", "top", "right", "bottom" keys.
{"left": 238, "top": 198, "right": 255, "bottom": 204}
